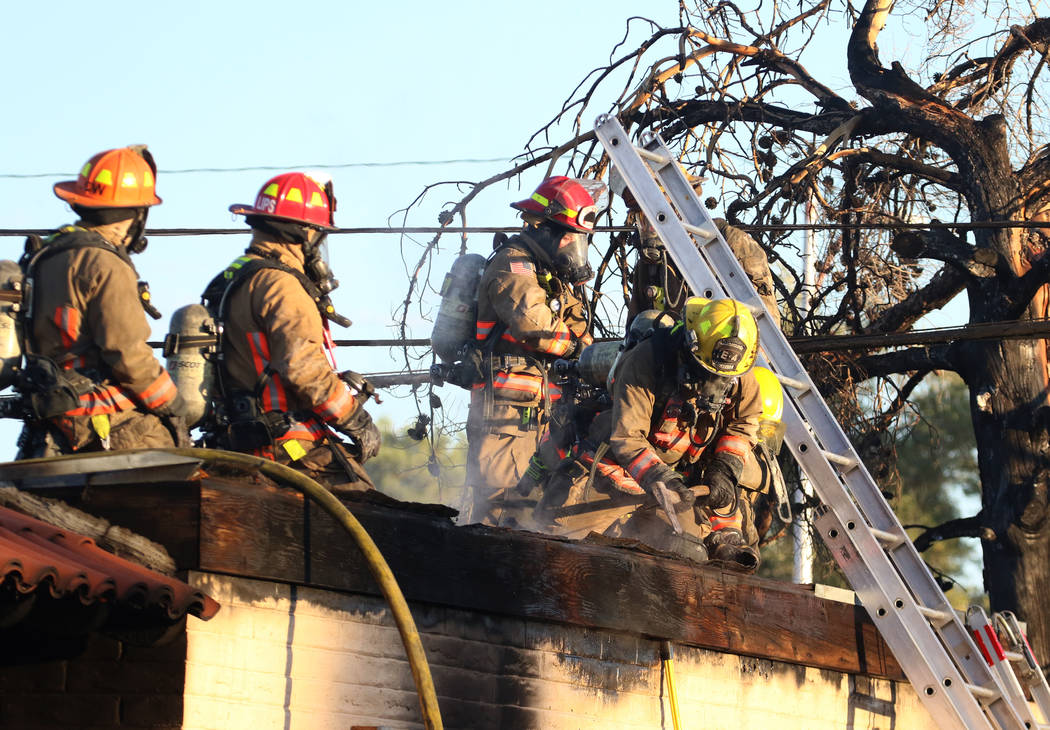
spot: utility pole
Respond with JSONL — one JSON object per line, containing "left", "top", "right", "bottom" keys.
{"left": 792, "top": 196, "right": 817, "bottom": 584}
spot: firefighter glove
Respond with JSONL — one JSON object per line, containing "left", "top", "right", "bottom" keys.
{"left": 339, "top": 406, "right": 381, "bottom": 463}
{"left": 698, "top": 457, "right": 738, "bottom": 510}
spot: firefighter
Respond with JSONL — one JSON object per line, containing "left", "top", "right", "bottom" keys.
{"left": 617, "top": 178, "right": 780, "bottom": 328}
{"left": 532, "top": 298, "right": 763, "bottom": 571}
{"left": 202, "top": 172, "right": 379, "bottom": 489}
{"left": 15, "top": 146, "right": 189, "bottom": 457}
{"left": 462, "top": 176, "right": 603, "bottom": 526}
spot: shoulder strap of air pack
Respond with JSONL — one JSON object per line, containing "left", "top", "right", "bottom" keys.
{"left": 203, "top": 254, "right": 322, "bottom": 323}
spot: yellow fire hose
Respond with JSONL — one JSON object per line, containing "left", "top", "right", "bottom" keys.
{"left": 660, "top": 640, "right": 683, "bottom": 730}
{"left": 9, "top": 448, "right": 444, "bottom": 730}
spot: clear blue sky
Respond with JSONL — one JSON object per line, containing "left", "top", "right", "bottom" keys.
{"left": 0, "top": 1, "right": 689, "bottom": 451}
{"left": 0, "top": 2, "right": 966, "bottom": 451}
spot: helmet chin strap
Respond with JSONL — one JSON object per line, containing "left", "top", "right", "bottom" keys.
{"left": 125, "top": 208, "right": 149, "bottom": 254}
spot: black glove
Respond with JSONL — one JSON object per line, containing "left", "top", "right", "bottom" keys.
{"left": 339, "top": 406, "right": 381, "bottom": 463}
{"left": 565, "top": 337, "right": 585, "bottom": 360}
{"left": 698, "top": 458, "right": 737, "bottom": 510}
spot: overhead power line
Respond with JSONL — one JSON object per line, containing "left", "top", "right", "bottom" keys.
{"left": 0, "top": 220, "right": 1047, "bottom": 239}
{"left": 0, "top": 157, "right": 515, "bottom": 180}
{"left": 145, "top": 319, "right": 1050, "bottom": 357}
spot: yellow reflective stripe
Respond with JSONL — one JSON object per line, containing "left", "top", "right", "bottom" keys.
{"left": 530, "top": 192, "right": 577, "bottom": 217}
{"left": 120, "top": 172, "right": 139, "bottom": 188}
{"left": 94, "top": 169, "right": 113, "bottom": 185}
{"left": 223, "top": 256, "right": 253, "bottom": 280}
{"left": 309, "top": 191, "right": 324, "bottom": 206}
{"left": 80, "top": 162, "right": 92, "bottom": 177}
{"left": 262, "top": 182, "right": 280, "bottom": 196}
{"left": 143, "top": 169, "right": 155, "bottom": 188}
{"left": 285, "top": 187, "right": 303, "bottom": 203}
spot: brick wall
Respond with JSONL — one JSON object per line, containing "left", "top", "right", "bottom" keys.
{"left": 185, "top": 572, "right": 932, "bottom": 730}
{"left": 0, "top": 630, "right": 186, "bottom": 729}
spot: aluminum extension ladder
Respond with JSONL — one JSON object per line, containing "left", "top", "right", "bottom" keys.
{"left": 594, "top": 113, "right": 1042, "bottom": 730}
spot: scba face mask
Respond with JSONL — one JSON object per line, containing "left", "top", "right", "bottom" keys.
{"left": 552, "top": 231, "right": 593, "bottom": 283}
{"left": 304, "top": 236, "right": 339, "bottom": 295}
{"left": 694, "top": 372, "right": 734, "bottom": 413}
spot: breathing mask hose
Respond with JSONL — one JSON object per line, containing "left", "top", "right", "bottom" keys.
{"left": 15, "top": 448, "right": 444, "bottom": 730}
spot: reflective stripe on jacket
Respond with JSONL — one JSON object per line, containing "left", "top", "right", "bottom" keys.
{"left": 605, "top": 336, "right": 761, "bottom": 487}
{"left": 218, "top": 237, "right": 358, "bottom": 443}
{"left": 28, "top": 227, "right": 177, "bottom": 416}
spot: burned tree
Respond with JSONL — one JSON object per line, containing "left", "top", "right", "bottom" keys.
{"left": 399, "top": 1, "right": 1050, "bottom": 658}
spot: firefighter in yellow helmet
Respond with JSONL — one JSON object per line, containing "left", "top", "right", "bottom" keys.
{"left": 530, "top": 297, "right": 764, "bottom": 570}
{"left": 17, "top": 146, "right": 190, "bottom": 457}
{"left": 200, "top": 172, "right": 379, "bottom": 489}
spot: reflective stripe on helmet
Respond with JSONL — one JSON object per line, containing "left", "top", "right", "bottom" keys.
{"left": 531, "top": 192, "right": 580, "bottom": 220}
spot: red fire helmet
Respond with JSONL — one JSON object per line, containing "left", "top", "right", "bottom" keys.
{"left": 511, "top": 176, "right": 603, "bottom": 233}
{"left": 229, "top": 172, "right": 336, "bottom": 229}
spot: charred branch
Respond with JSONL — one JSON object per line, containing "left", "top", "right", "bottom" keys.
{"left": 889, "top": 229, "right": 1003, "bottom": 280}
{"left": 908, "top": 515, "right": 995, "bottom": 553}
{"left": 1007, "top": 250, "right": 1050, "bottom": 318}
{"left": 864, "top": 263, "right": 968, "bottom": 334}
{"left": 848, "top": 149, "right": 961, "bottom": 191}
{"left": 952, "top": 19, "right": 1050, "bottom": 111}
{"left": 850, "top": 344, "right": 957, "bottom": 379}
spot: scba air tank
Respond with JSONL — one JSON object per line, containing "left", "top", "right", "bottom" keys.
{"left": 579, "top": 309, "right": 677, "bottom": 390}
{"left": 431, "top": 253, "right": 486, "bottom": 363}
{"left": 0, "top": 260, "right": 24, "bottom": 390}
{"left": 164, "top": 304, "right": 217, "bottom": 427}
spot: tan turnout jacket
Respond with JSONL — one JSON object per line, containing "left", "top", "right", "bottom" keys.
{"left": 26, "top": 225, "right": 179, "bottom": 450}
{"left": 605, "top": 334, "right": 761, "bottom": 491}
{"left": 219, "top": 237, "right": 360, "bottom": 450}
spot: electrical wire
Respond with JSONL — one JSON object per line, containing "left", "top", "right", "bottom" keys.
{"left": 1, "top": 220, "right": 1047, "bottom": 238}
{"left": 0, "top": 157, "right": 514, "bottom": 179}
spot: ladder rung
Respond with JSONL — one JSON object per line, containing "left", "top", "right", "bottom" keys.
{"left": 745, "top": 301, "right": 768, "bottom": 320}
{"left": 966, "top": 683, "right": 1000, "bottom": 702}
{"left": 776, "top": 374, "right": 811, "bottom": 393}
{"left": 822, "top": 450, "right": 858, "bottom": 470}
{"left": 869, "top": 527, "right": 905, "bottom": 548}
{"left": 1003, "top": 650, "right": 1024, "bottom": 662}
{"left": 682, "top": 222, "right": 717, "bottom": 242}
{"left": 635, "top": 146, "right": 671, "bottom": 167}
{"left": 916, "top": 606, "right": 955, "bottom": 627}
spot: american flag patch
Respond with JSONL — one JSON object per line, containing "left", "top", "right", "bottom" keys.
{"left": 509, "top": 260, "right": 534, "bottom": 275}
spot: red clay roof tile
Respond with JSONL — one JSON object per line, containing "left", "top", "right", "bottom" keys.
{"left": 0, "top": 506, "right": 218, "bottom": 620}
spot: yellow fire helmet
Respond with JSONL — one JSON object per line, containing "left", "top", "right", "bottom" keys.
{"left": 682, "top": 297, "right": 759, "bottom": 377}
{"left": 752, "top": 366, "right": 783, "bottom": 422}
{"left": 752, "top": 365, "right": 786, "bottom": 454}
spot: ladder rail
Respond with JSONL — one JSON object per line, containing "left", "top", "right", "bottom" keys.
{"left": 594, "top": 113, "right": 1028, "bottom": 730}
{"left": 967, "top": 607, "right": 1044, "bottom": 729}
{"left": 996, "top": 611, "right": 1050, "bottom": 723}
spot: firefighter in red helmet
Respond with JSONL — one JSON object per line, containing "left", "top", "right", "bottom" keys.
{"left": 461, "top": 175, "right": 603, "bottom": 525}
{"left": 201, "top": 172, "right": 380, "bottom": 488}
{"left": 17, "top": 146, "right": 190, "bottom": 457}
